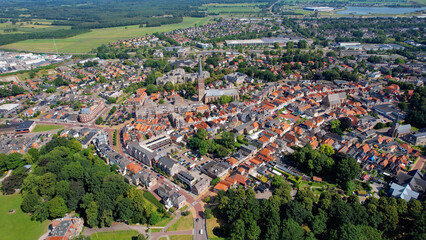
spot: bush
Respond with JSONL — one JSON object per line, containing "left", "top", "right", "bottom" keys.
{"left": 210, "top": 177, "right": 220, "bottom": 186}
{"left": 182, "top": 210, "right": 190, "bottom": 216}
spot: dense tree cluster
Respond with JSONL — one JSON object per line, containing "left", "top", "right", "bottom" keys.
{"left": 404, "top": 86, "right": 426, "bottom": 128}
{"left": 0, "top": 28, "right": 90, "bottom": 46}
{"left": 287, "top": 144, "right": 361, "bottom": 191}
{"left": 189, "top": 129, "right": 235, "bottom": 157}
{"left": 214, "top": 186, "right": 425, "bottom": 240}
{"left": 0, "top": 84, "right": 26, "bottom": 98}
{"left": 13, "top": 137, "right": 163, "bottom": 227}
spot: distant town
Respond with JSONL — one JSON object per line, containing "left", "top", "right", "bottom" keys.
{"left": 0, "top": 1, "right": 425, "bottom": 240}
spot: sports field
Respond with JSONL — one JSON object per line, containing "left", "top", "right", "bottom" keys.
{"left": 0, "top": 193, "right": 50, "bottom": 240}
{"left": 2, "top": 17, "right": 212, "bottom": 54}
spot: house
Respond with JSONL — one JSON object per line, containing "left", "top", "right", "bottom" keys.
{"left": 390, "top": 169, "right": 426, "bottom": 201}
{"left": 177, "top": 171, "right": 196, "bottom": 186}
{"left": 45, "top": 216, "right": 84, "bottom": 240}
{"left": 157, "top": 184, "right": 186, "bottom": 209}
{"left": 201, "top": 161, "right": 230, "bottom": 179}
{"left": 132, "top": 171, "right": 157, "bottom": 190}
{"left": 157, "top": 157, "right": 181, "bottom": 176}
{"left": 322, "top": 92, "right": 346, "bottom": 108}
{"left": 191, "top": 178, "right": 210, "bottom": 195}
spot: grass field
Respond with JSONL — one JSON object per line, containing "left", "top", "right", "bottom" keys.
{"left": 153, "top": 215, "right": 175, "bottom": 227}
{"left": 206, "top": 217, "right": 225, "bottom": 240}
{"left": 32, "top": 124, "right": 64, "bottom": 132}
{"left": 167, "top": 214, "right": 193, "bottom": 232}
{"left": 203, "top": 3, "right": 267, "bottom": 15}
{"left": 0, "top": 193, "right": 50, "bottom": 240}
{"left": 143, "top": 191, "right": 164, "bottom": 209}
{"left": 169, "top": 235, "right": 193, "bottom": 240}
{"left": 90, "top": 230, "right": 140, "bottom": 240}
{"left": 2, "top": 17, "right": 212, "bottom": 54}
{"left": 0, "top": 21, "right": 69, "bottom": 35}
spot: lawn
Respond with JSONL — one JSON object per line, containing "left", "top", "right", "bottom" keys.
{"left": 143, "top": 191, "right": 164, "bottom": 209}
{"left": 2, "top": 17, "right": 212, "bottom": 53}
{"left": 167, "top": 214, "right": 193, "bottom": 232}
{"left": 169, "top": 235, "right": 193, "bottom": 240}
{"left": 32, "top": 124, "right": 64, "bottom": 132}
{"left": 206, "top": 217, "right": 225, "bottom": 240}
{"left": 90, "top": 230, "right": 140, "bottom": 240}
{"left": 153, "top": 215, "right": 175, "bottom": 227}
{"left": 0, "top": 193, "right": 50, "bottom": 240}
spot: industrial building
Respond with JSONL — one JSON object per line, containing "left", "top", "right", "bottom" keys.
{"left": 225, "top": 37, "right": 306, "bottom": 47}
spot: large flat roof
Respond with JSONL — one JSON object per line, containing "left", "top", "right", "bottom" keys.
{"left": 0, "top": 103, "right": 19, "bottom": 111}
{"left": 205, "top": 88, "right": 239, "bottom": 97}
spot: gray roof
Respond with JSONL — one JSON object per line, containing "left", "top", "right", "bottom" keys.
{"left": 390, "top": 183, "right": 419, "bottom": 202}
{"left": 178, "top": 171, "right": 195, "bottom": 181}
{"left": 205, "top": 88, "right": 238, "bottom": 97}
{"left": 397, "top": 124, "right": 411, "bottom": 135}
{"left": 158, "top": 157, "right": 177, "bottom": 168}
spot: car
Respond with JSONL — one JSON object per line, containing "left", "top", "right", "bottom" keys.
{"left": 199, "top": 230, "right": 203, "bottom": 235}
{"left": 160, "top": 176, "right": 164, "bottom": 179}
{"left": 196, "top": 218, "right": 199, "bottom": 222}
{"left": 157, "top": 174, "right": 161, "bottom": 177}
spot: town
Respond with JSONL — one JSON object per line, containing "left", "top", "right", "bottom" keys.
{"left": 0, "top": 2, "right": 425, "bottom": 240}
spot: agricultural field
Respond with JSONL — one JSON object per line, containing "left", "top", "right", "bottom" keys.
{"left": 2, "top": 17, "right": 213, "bottom": 54}
{"left": 0, "top": 193, "right": 50, "bottom": 240}
{"left": 202, "top": 3, "right": 267, "bottom": 15}
{"left": 0, "top": 20, "right": 69, "bottom": 35}
{"left": 90, "top": 230, "right": 140, "bottom": 240}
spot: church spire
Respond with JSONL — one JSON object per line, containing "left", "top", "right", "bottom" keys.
{"left": 198, "top": 57, "right": 203, "bottom": 78}
{"left": 198, "top": 56, "right": 205, "bottom": 102}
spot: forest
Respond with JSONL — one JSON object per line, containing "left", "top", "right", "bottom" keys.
{"left": 1, "top": 137, "right": 168, "bottom": 228}
{"left": 212, "top": 186, "right": 425, "bottom": 240}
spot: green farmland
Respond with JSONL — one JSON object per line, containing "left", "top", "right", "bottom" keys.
{"left": 2, "top": 17, "right": 212, "bottom": 54}
{"left": 203, "top": 3, "right": 267, "bottom": 15}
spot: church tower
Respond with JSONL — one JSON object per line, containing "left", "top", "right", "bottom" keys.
{"left": 198, "top": 57, "right": 205, "bottom": 102}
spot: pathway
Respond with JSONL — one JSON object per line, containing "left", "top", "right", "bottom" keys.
{"left": 0, "top": 170, "right": 11, "bottom": 182}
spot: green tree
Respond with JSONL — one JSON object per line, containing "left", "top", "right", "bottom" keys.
{"left": 204, "top": 208, "right": 212, "bottom": 219}
{"left": 221, "top": 131, "right": 235, "bottom": 149}
{"left": 230, "top": 219, "right": 246, "bottom": 240}
{"left": 246, "top": 220, "right": 261, "bottom": 240}
{"left": 38, "top": 172, "right": 57, "bottom": 198}
{"left": 48, "top": 196, "right": 68, "bottom": 218}
{"left": 21, "top": 193, "right": 41, "bottom": 213}
{"left": 281, "top": 218, "right": 305, "bottom": 240}
{"left": 149, "top": 211, "right": 161, "bottom": 225}
{"left": 196, "top": 128, "right": 208, "bottom": 140}
{"left": 271, "top": 175, "right": 284, "bottom": 188}
{"left": 86, "top": 201, "right": 99, "bottom": 227}
{"left": 320, "top": 144, "right": 334, "bottom": 156}
{"left": 95, "top": 117, "right": 103, "bottom": 125}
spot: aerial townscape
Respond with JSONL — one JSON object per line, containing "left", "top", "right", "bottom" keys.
{"left": 0, "top": 0, "right": 426, "bottom": 240}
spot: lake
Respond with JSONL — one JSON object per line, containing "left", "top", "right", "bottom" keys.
{"left": 337, "top": 6, "right": 426, "bottom": 15}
